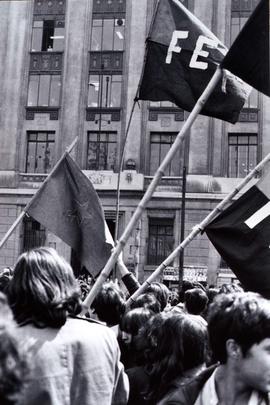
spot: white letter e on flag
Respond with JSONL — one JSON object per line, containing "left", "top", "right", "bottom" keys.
{"left": 166, "top": 30, "right": 189, "bottom": 64}
{"left": 190, "top": 35, "right": 219, "bottom": 70}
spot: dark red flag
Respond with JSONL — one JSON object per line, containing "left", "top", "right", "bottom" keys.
{"left": 27, "top": 154, "right": 113, "bottom": 277}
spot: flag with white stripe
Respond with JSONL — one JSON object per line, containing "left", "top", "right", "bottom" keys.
{"left": 205, "top": 171, "right": 270, "bottom": 297}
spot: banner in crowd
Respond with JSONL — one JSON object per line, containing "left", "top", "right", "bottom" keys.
{"left": 137, "top": 0, "right": 250, "bottom": 123}
{"left": 205, "top": 171, "right": 270, "bottom": 298}
{"left": 27, "top": 154, "right": 113, "bottom": 277}
{"left": 221, "top": 0, "right": 269, "bottom": 97}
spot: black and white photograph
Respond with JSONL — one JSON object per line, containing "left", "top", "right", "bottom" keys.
{"left": 0, "top": 0, "right": 269, "bottom": 403}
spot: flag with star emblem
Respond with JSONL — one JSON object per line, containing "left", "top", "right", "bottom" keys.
{"left": 205, "top": 170, "right": 270, "bottom": 298}
{"left": 27, "top": 154, "right": 113, "bottom": 277}
{"left": 137, "top": 0, "right": 250, "bottom": 123}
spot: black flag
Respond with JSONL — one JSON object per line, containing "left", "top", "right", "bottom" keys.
{"left": 137, "top": 0, "right": 250, "bottom": 123}
{"left": 221, "top": 0, "right": 270, "bottom": 97}
{"left": 206, "top": 171, "right": 270, "bottom": 298}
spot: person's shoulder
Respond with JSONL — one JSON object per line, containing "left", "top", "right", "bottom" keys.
{"left": 71, "top": 315, "right": 106, "bottom": 326}
{"left": 67, "top": 316, "right": 118, "bottom": 340}
{"left": 157, "top": 366, "right": 217, "bottom": 405}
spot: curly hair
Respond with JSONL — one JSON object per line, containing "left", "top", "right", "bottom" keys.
{"left": 0, "top": 292, "right": 28, "bottom": 405}
{"left": 8, "top": 247, "right": 82, "bottom": 328}
{"left": 130, "top": 292, "right": 161, "bottom": 313}
{"left": 208, "top": 292, "right": 270, "bottom": 364}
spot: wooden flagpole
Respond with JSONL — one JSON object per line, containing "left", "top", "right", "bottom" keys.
{"left": 81, "top": 67, "right": 223, "bottom": 311}
{"left": 126, "top": 150, "right": 270, "bottom": 305}
{"left": 0, "top": 137, "right": 78, "bottom": 251}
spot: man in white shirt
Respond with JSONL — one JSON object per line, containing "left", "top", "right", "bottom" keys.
{"left": 195, "top": 292, "right": 270, "bottom": 405}
{"left": 161, "top": 292, "right": 270, "bottom": 404}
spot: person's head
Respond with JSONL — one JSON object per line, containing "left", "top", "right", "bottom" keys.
{"left": 184, "top": 288, "right": 208, "bottom": 315}
{"left": 91, "top": 281, "right": 126, "bottom": 326}
{"left": 179, "top": 280, "right": 194, "bottom": 302}
{"left": 120, "top": 307, "right": 154, "bottom": 345}
{"left": 8, "top": 247, "right": 82, "bottom": 328}
{"left": 0, "top": 292, "right": 27, "bottom": 405}
{"left": 154, "top": 313, "right": 207, "bottom": 371}
{"left": 219, "top": 283, "right": 244, "bottom": 294}
{"left": 208, "top": 292, "right": 270, "bottom": 393}
{"left": 0, "top": 268, "right": 13, "bottom": 293}
{"left": 147, "top": 312, "right": 208, "bottom": 402}
{"left": 130, "top": 292, "right": 161, "bottom": 313}
{"left": 206, "top": 287, "right": 219, "bottom": 305}
{"left": 145, "top": 282, "right": 170, "bottom": 311}
{"left": 170, "top": 291, "right": 179, "bottom": 306}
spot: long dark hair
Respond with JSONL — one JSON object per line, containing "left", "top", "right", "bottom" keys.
{"left": 8, "top": 247, "right": 82, "bottom": 328}
{"left": 146, "top": 313, "right": 208, "bottom": 402}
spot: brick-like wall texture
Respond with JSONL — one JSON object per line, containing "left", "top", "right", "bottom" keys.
{"left": 0, "top": 205, "right": 21, "bottom": 269}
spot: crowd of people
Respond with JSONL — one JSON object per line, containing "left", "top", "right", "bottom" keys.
{"left": 0, "top": 247, "right": 270, "bottom": 404}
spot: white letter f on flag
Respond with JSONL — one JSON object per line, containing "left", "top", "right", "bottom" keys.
{"left": 166, "top": 30, "right": 189, "bottom": 64}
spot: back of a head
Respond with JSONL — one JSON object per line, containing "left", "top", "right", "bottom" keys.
{"left": 207, "top": 287, "right": 219, "bottom": 305}
{"left": 130, "top": 292, "right": 161, "bottom": 313}
{"left": 219, "top": 283, "right": 244, "bottom": 294}
{"left": 0, "top": 292, "right": 27, "bottom": 405}
{"left": 120, "top": 307, "right": 154, "bottom": 337}
{"left": 8, "top": 247, "right": 82, "bottom": 328}
{"left": 179, "top": 280, "right": 194, "bottom": 302}
{"left": 154, "top": 313, "right": 208, "bottom": 371}
{"left": 208, "top": 292, "right": 270, "bottom": 364}
{"left": 145, "top": 282, "right": 170, "bottom": 311}
{"left": 184, "top": 288, "right": 209, "bottom": 315}
{"left": 91, "top": 281, "right": 126, "bottom": 326}
{"left": 147, "top": 312, "right": 208, "bottom": 402}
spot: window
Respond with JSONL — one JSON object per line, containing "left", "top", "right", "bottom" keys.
{"left": 26, "top": 132, "right": 55, "bottom": 173}
{"left": 88, "top": 74, "right": 122, "bottom": 107}
{"left": 90, "top": 18, "right": 125, "bottom": 51}
{"left": 31, "top": 20, "right": 65, "bottom": 51}
{"left": 147, "top": 218, "right": 174, "bottom": 265}
{"left": 149, "top": 101, "right": 177, "bottom": 108}
{"left": 27, "top": 74, "right": 61, "bottom": 106}
{"left": 23, "top": 216, "right": 46, "bottom": 251}
{"left": 149, "top": 133, "right": 184, "bottom": 176}
{"left": 228, "top": 133, "right": 257, "bottom": 178}
{"left": 244, "top": 89, "right": 258, "bottom": 109}
{"left": 231, "top": 1, "right": 259, "bottom": 110}
{"left": 87, "top": 131, "right": 117, "bottom": 170}
{"left": 230, "top": 15, "right": 249, "bottom": 44}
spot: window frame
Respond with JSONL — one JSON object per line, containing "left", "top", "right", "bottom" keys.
{"left": 31, "top": 19, "right": 65, "bottom": 52}
{"left": 228, "top": 133, "right": 258, "bottom": 178}
{"left": 87, "top": 131, "right": 117, "bottom": 171}
{"left": 88, "top": 73, "right": 122, "bottom": 108}
{"left": 27, "top": 73, "right": 62, "bottom": 107}
{"left": 23, "top": 216, "right": 46, "bottom": 251}
{"left": 149, "top": 132, "right": 184, "bottom": 176}
{"left": 25, "top": 131, "right": 55, "bottom": 174}
{"left": 147, "top": 218, "right": 174, "bottom": 265}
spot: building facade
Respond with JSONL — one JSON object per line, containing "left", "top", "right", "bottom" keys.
{"left": 0, "top": 0, "right": 269, "bottom": 287}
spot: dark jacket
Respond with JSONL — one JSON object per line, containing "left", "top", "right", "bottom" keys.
{"left": 157, "top": 365, "right": 270, "bottom": 405}
{"left": 126, "top": 366, "right": 150, "bottom": 405}
{"left": 156, "top": 366, "right": 216, "bottom": 405}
